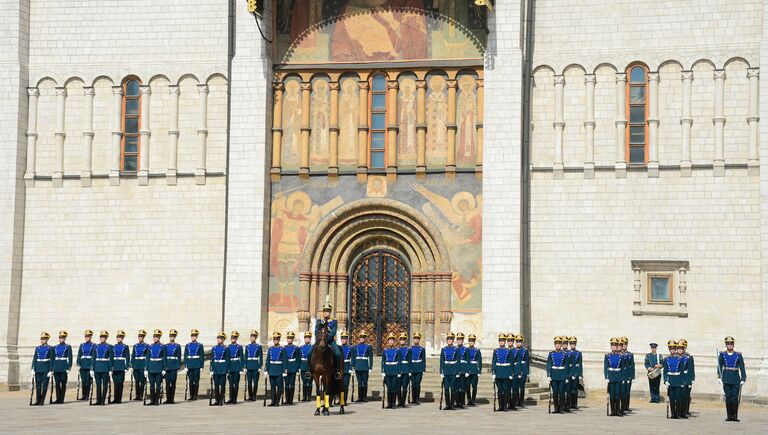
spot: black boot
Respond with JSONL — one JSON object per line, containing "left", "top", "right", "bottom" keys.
{"left": 572, "top": 393, "right": 578, "bottom": 410}
{"left": 413, "top": 387, "right": 419, "bottom": 404}
{"left": 725, "top": 402, "right": 732, "bottom": 421}
{"left": 497, "top": 392, "right": 505, "bottom": 411}
{"left": 679, "top": 398, "right": 688, "bottom": 419}
{"left": 733, "top": 402, "right": 740, "bottom": 422}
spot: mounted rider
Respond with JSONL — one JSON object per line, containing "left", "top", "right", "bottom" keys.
{"left": 315, "top": 299, "right": 343, "bottom": 379}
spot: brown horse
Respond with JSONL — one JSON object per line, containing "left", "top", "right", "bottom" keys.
{"left": 311, "top": 322, "right": 345, "bottom": 415}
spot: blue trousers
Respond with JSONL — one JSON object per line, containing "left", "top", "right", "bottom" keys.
{"left": 79, "top": 368, "right": 92, "bottom": 399}
{"left": 34, "top": 373, "right": 50, "bottom": 404}
{"left": 94, "top": 371, "right": 110, "bottom": 404}
{"left": 608, "top": 381, "right": 621, "bottom": 399}
{"left": 723, "top": 383, "right": 740, "bottom": 404}
{"left": 648, "top": 375, "right": 661, "bottom": 402}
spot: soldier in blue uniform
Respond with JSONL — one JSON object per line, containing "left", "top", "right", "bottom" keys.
{"left": 209, "top": 332, "right": 229, "bottom": 406}
{"left": 491, "top": 333, "right": 511, "bottom": 412}
{"left": 465, "top": 333, "right": 482, "bottom": 406}
{"left": 568, "top": 336, "right": 582, "bottom": 410}
{"left": 506, "top": 333, "right": 520, "bottom": 410}
{"left": 284, "top": 331, "right": 300, "bottom": 404}
{"left": 381, "top": 333, "right": 400, "bottom": 409}
{"left": 93, "top": 330, "right": 113, "bottom": 405}
{"left": 265, "top": 331, "right": 287, "bottom": 406}
{"left": 454, "top": 332, "right": 468, "bottom": 409}
{"left": 130, "top": 329, "right": 148, "bottom": 401}
{"left": 561, "top": 336, "right": 572, "bottom": 412}
{"left": 663, "top": 340, "right": 687, "bottom": 419}
{"left": 547, "top": 336, "right": 568, "bottom": 414}
{"left": 51, "top": 331, "right": 72, "bottom": 404}
{"left": 397, "top": 332, "right": 411, "bottom": 407}
{"left": 339, "top": 332, "right": 353, "bottom": 406}
{"left": 163, "top": 329, "right": 181, "bottom": 404}
{"left": 111, "top": 330, "right": 129, "bottom": 404}
{"left": 515, "top": 334, "right": 529, "bottom": 407}
{"left": 644, "top": 343, "right": 663, "bottom": 403}
{"left": 244, "top": 330, "right": 262, "bottom": 402}
{"left": 409, "top": 332, "right": 425, "bottom": 404}
{"left": 679, "top": 338, "right": 694, "bottom": 417}
{"left": 439, "top": 331, "right": 458, "bottom": 411}
{"left": 718, "top": 336, "right": 746, "bottom": 422}
{"left": 225, "top": 331, "right": 244, "bottom": 404}
{"left": 604, "top": 337, "right": 624, "bottom": 416}
{"left": 183, "top": 329, "right": 204, "bottom": 401}
{"left": 619, "top": 337, "right": 635, "bottom": 413}
{"left": 145, "top": 329, "right": 166, "bottom": 406}
{"left": 316, "top": 301, "right": 342, "bottom": 380}
{"left": 31, "top": 331, "right": 53, "bottom": 406}
{"left": 300, "top": 331, "right": 314, "bottom": 401}
{"left": 350, "top": 331, "right": 372, "bottom": 402}
{"left": 76, "top": 329, "right": 96, "bottom": 401}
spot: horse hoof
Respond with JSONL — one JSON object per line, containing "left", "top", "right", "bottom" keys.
{"left": 339, "top": 408, "right": 345, "bottom": 415}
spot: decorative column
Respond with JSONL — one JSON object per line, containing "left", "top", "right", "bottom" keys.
{"left": 386, "top": 79, "right": 399, "bottom": 181}
{"left": 680, "top": 71, "right": 694, "bottom": 176}
{"left": 748, "top": 68, "right": 760, "bottom": 175}
{"left": 24, "top": 87, "right": 39, "bottom": 187}
{"left": 335, "top": 274, "right": 348, "bottom": 325}
{"left": 437, "top": 278, "right": 453, "bottom": 343}
{"left": 167, "top": 85, "right": 180, "bottom": 185}
{"left": 81, "top": 87, "right": 95, "bottom": 187}
{"left": 423, "top": 279, "right": 436, "bottom": 351}
{"left": 410, "top": 277, "right": 423, "bottom": 340}
{"left": 713, "top": 69, "right": 726, "bottom": 177}
{"left": 584, "top": 74, "right": 596, "bottom": 178}
{"left": 138, "top": 85, "right": 151, "bottom": 185}
{"left": 196, "top": 83, "right": 209, "bottom": 185}
{"left": 647, "top": 72, "right": 660, "bottom": 177}
{"left": 475, "top": 78, "right": 484, "bottom": 175}
{"left": 678, "top": 267, "right": 688, "bottom": 311}
{"left": 299, "top": 81, "right": 312, "bottom": 178}
{"left": 446, "top": 79, "right": 458, "bottom": 178}
{"left": 53, "top": 87, "right": 67, "bottom": 187}
{"left": 615, "top": 72, "right": 627, "bottom": 177}
{"left": 298, "top": 273, "right": 312, "bottom": 333}
{"left": 552, "top": 75, "right": 565, "bottom": 178}
{"left": 109, "top": 85, "right": 123, "bottom": 185}
{"left": 356, "top": 80, "right": 369, "bottom": 182}
{"left": 416, "top": 79, "right": 427, "bottom": 178}
{"left": 270, "top": 82, "right": 284, "bottom": 181}
{"left": 329, "top": 81, "right": 340, "bottom": 177}
{"left": 632, "top": 265, "right": 642, "bottom": 312}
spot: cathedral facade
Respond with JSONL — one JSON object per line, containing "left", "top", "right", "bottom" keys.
{"left": 1, "top": 0, "right": 767, "bottom": 398}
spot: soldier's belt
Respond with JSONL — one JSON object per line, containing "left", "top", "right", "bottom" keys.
{"left": 385, "top": 362, "right": 398, "bottom": 365}
{"left": 301, "top": 358, "right": 308, "bottom": 361}
{"left": 247, "top": 357, "right": 260, "bottom": 360}
{"left": 667, "top": 372, "right": 680, "bottom": 375}
{"left": 149, "top": 358, "right": 162, "bottom": 361}
{"left": 270, "top": 361, "right": 282, "bottom": 364}
{"left": 607, "top": 368, "right": 621, "bottom": 371}
{"left": 96, "top": 358, "right": 109, "bottom": 361}
{"left": 355, "top": 356, "right": 369, "bottom": 360}
{"left": 55, "top": 357, "right": 68, "bottom": 360}
{"left": 444, "top": 361, "right": 457, "bottom": 364}
{"left": 496, "top": 363, "right": 510, "bottom": 366}
{"left": 167, "top": 356, "right": 179, "bottom": 360}
{"left": 724, "top": 367, "right": 739, "bottom": 371}
{"left": 470, "top": 361, "right": 479, "bottom": 364}
{"left": 134, "top": 356, "right": 146, "bottom": 360}
{"left": 114, "top": 357, "right": 126, "bottom": 361}
{"left": 213, "top": 360, "right": 225, "bottom": 363}
{"left": 551, "top": 366, "right": 565, "bottom": 370}
{"left": 36, "top": 358, "right": 50, "bottom": 362}
{"left": 344, "top": 359, "right": 351, "bottom": 363}
{"left": 287, "top": 359, "right": 296, "bottom": 362}
{"left": 80, "top": 356, "right": 92, "bottom": 359}
{"left": 187, "top": 355, "right": 200, "bottom": 359}
{"left": 411, "top": 359, "right": 422, "bottom": 363}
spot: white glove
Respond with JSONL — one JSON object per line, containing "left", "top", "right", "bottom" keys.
{"left": 740, "top": 381, "right": 745, "bottom": 385}
{"left": 381, "top": 373, "right": 386, "bottom": 379}
{"left": 440, "top": 374, "right": 444, "bottom": 379}
{"left": 718, "top": 379, "right": 722, "bottom": 385}
{"left": 455, "top": 374, "right": 460, "bottom": 378}
{"left": 108, "top": 371, "right": 113, "bottom": 376}
{"left": 210, "top": 371, "right": 214, "bottom": 376}
{"left": 144, "top": 370, "right": 148, "bottom": 378}
{"left": 565, "top": 380, "right": 569, "bottom": 384}
{"left": 546, "top": 377, "right": 551, "bottom": 382}
{"left": 368, "top": 370, "right": 372, "bottom": 373}
{"left": 477, "top": 373, "right": 481, "bottom": 378}
{"left": 263, "top": 371, "right": 268, "bottom": 378}
{"left": 604, "top": 379, "right": 608, "bottom": 383}
{"left": 465, "top": 373, "right": 469, "bottom": 378}
{"left": 282, "top": 372, "right": 287, "bottom": 377}
{"left": 579, "top": 376, "right": 583, "bottom": 381}
{"left": 89, "top": 370, "right": 94, "bottom": 377}
{"left": 47, "top": 371, "right": 53, "bottom": 378}
{"left": 664, "top": 382, "right": 669, "bottom": 386}
{"left": 397, "top": 374, "right": 401, "bottom": 378}
{"left": 491, "top": 374, "right": 496, "bottom": 380}
{"left": 66, "top": 370, "right": 70, "bottom": 374}
{"left": 30, "top": 369, "right": 35, "bottom": 377}
{"left": 691, "top": 381, "right": 694, "bottom": 385}
{"left": 161, "top": 370, "right": 166, "bottom": 376}
{"left": 242, "top": 369, "right": 247, "bottom": 374}
{"left": 571, "top": 376, "right": 576, "bottom": 380}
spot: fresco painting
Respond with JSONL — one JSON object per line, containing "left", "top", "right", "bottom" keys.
{"left": 338, "top": 76, "right": 360, "bottom": 170}
{"left": 281, "top": 77, "right": 302, "bottom": 171}
{"left": 456, "top": 74, "right": 477, "bottom": 168}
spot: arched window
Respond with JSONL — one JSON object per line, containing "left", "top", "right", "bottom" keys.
{"left": 626, "top": 64, "right": 648, "bottom": 165}
{"left": 369, "top": 74, "right": 388, "bottom": 169}
{"left": 121, "top": 77, "right": 141, "bottom": 173}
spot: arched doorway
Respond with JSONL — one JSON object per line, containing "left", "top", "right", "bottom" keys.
{"left": 348, "top": 249, "right": 410, "bottom": 354}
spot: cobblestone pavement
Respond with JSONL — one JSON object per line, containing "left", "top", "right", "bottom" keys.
{"left": 0, "top": 389, "right": 765, "bottom": 434}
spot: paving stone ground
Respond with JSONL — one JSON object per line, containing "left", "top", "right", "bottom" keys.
{"left": 0, "top": 388, "right": 765, "bottom": 434}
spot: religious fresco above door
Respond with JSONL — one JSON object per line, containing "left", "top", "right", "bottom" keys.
{"left": 274, "top": 0, "right": 487, "bottom": 65}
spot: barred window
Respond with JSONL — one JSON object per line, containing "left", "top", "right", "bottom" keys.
{"left": 369, "top": 74, "right": 388, "bottom": 170}
{"left": 121, "top": 77, "right": 141, "bottom": 173}
{"left": 626, "top": 64, "right": 648, "bottom": 165}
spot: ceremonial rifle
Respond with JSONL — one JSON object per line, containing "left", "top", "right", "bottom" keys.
{"left": 29, "top": 374, "right": 35, "bottom": 406}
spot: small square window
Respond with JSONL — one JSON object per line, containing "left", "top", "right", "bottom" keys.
{"left": 648, "top": 275, "right": 673, "bottom": 304}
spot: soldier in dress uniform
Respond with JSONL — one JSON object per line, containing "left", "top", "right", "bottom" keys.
{"left": 409, "top": 332, "right": 425, "bottom": 404}
{"left": 163, "top": 329, "right": 181, "bottom": 404}
{"left": 300, "top": 331, "right": 314, "bottom": 402}
{"left": 146, "top": 329, "right": 166, "bottom": 406}
{"left": 316, "top": 301, "right": 343, "bottom": 379}
{"left": 350, "top": 331, "right": 372, "bottom": 402}
{"left": 604, "top": 337, "right": 624, "bottom": 416}
{"left": 93, "top": 330, "right": 113, "bottom": 406}
{"left": 515, "top": 334, "right": 529, "bottom": 407}
{"left": 663, "top": 339, "right": 687, "bottom": 419}
{"left": 718, "top": 336, "right": 746, "bottom": 422}
{"left": 491, "top": 333, "right": 512, "bottom": 412}
{"left": 284, "top": 331, "right": 300, "bottom": 404}
{"left": 562, "top": 335, "right": 572, "bottom": 412}
{"left": 568, "top": 336, "right": 582, "bottom": 410}
{"left": 210, "top": 332, "right": 229, "bottom": 406}
{"left": 381, "top": 332, "right": 400, "bottom": 409}
{"left": 505, "top": 333, "right": 519, "bottom": 411}
{"left": 130, "top": 329, "right": 148, "bottom": 401}
{"left": 644, "top": 343, "right": 662, "bottom": 403}
{"left": 547, "top": 336, "right": 568, "bottom": 414}
{"left": 265, "top": 331, "right": 287, "bottom": 406}
{"left": 76, "top": 329, "right": 96, "bottom": 401}
{"left": 621, "top": 337, "right": 635, "bottom": 413}
{"left": 454, "top": 332, "right": 467, "bottom": 409}
{"left": 397, "top": 332, "right": 411, "bottom": 407}
{"left": 465, "top": 333, "right": 482, "bottom": 406}
{"left": 226, "top": 331, "right": 244, "bottom": 404}
{"left": 111, "top": 330, "right": 130, "bottom": 404}
{"left": 679, "top": 338, "right": 694, "bottom": 416}
{"left": 339, "top": 332, "right": 353, "bottom": 406}
{"left": 51, "top": 331, "right": 72, "bottom": 404}
{"left": 31, "top": 331, "right": 53, "bottom": 406}
{"left": 183, "top": 329, "right": 204, "bottom": 401}
{"left": 244, "top": 330, "right": 262, "bottom": 402}
{"left": 439, "top": 331, "right": 458, "bottom": 410}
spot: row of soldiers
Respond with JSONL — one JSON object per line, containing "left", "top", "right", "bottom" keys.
{"left": 545, "top": 336, "right": 584, "bottom": 414}
{"left": 603, "top": 337, "right": 637, "bottom": 417}
{"left": 489, "top": 333, "right": 532, "bottom": 412}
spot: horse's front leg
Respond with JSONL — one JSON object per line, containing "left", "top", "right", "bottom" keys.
{"left": 339, "top": 388, "right": 346, "bottom": 415}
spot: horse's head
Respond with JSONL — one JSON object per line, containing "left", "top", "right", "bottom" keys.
{"left": 315, "top": 322, "right": 328, "bottom": 348}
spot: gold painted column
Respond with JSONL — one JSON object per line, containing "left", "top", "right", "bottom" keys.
{"left": 475, "top": 79, "right": 484, "bottom": 175}
{"left": 298, "top": 272, "right": 312, "bottom": 333}
{"left": 329, "top": 81, "right": 340, "bottom": 177}
{"left": 386, "top": 79, "right": 398, "bottom": 181}
{"left": 446, "top": 79, "right": 458, "bottom": 178}
{"left": 270, "top": 82, "right": 284, "bottom": 181}
{"left": 335, "top": 274, "right": 348, "bottom": 325}
{"left": 356, "top": 80, "right": 369, "bottom": 182}
{"left": 300, "top": 81, "right": 311, "bottom": 178}
{"left": 416, "top": 80, "right": 427, "bottom": 178}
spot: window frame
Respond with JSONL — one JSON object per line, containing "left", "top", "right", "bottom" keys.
{"left": 368, "top": 73, "right": 388, "bottom": 170}
{"left": 647, "top": 273, "right": 674, "bottom": 305}
{"left": 625, "top": 63, "right": 649, "bottom": 165}
{"left": 121, "top": 76, "right": 142, "bottom": 174}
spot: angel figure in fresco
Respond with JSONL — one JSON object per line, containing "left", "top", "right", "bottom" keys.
{"left": 451, "top": 258, "right": 481, "bottom": 304}
{"left": 270, "top": 190, "right": 344, "bottom": 309}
